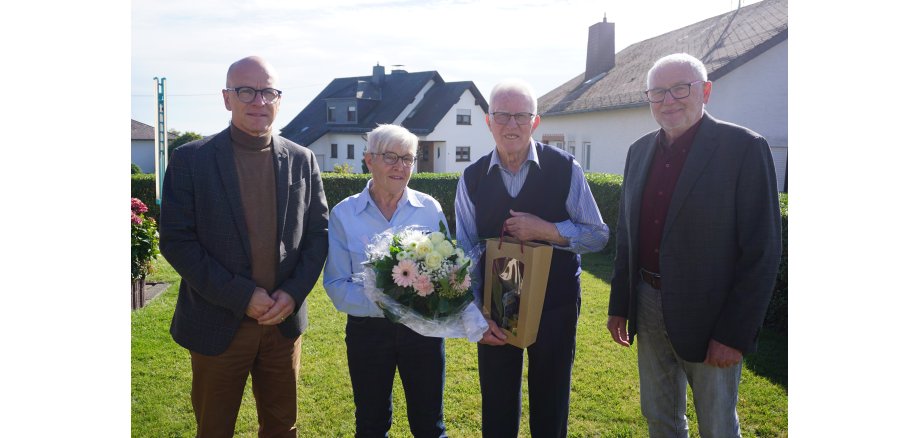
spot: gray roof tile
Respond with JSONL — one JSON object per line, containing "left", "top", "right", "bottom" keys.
{"left": 131, "top": 119, "right": 177, "bottom": 140}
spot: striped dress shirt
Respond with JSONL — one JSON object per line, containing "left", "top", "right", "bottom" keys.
{"left": 454, "top": 139, "right": 609, "bottom": 305}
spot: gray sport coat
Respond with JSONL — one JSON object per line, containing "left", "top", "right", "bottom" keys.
{"left": 609, "top": 112, "right": 782, "bottom": 362}
{"left": 160, "top": 127, "right": 329, "bottom": 356}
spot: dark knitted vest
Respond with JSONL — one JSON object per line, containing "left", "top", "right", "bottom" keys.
{"left": 464, "top": 142, "right": 581, "bottom": 310}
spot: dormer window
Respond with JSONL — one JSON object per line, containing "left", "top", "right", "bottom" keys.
{"left": 347, "top": 105, "right": 356, "bottom": 122}
{"left": 327, "top": 100, "right": 357, "bottom": 124}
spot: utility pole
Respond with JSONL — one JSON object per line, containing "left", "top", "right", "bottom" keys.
{"left": 153, "top": 77, "right": 168, "bottom": 205}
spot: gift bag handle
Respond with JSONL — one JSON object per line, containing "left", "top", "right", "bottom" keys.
{"left": 498, "top": 220, "right": 525, "bottom": 253}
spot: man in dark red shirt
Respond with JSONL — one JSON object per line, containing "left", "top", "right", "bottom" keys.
{"left": 607, "top": 53, "right": 782, "bottom": 437}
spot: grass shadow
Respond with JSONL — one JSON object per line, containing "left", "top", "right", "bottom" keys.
{"left": 745, "top": 329, "right": 787, "bottom": 388}
{"left": 580, "top": 250, "right": 614, "bottom": 285}
{"left": 579, "top": 252, "right": 787, "bottom": 389}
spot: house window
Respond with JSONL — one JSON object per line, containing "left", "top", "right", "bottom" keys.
{"left": 456, "top": 146, "right": 471, "bottom": 162}
{"left": 347, "top": 144, "right": 355, "bottom": 159}
{"left": 330, "top": 143, "right": 338, "bottom": 158}
{"left": 327, "top": 106, "right": 336, "bottom": 122}
{"left": 567, "top": 141, "right": 576, "bottom": 156}
{"left": 582, "top": 142, "right": 591, "bottom": 170}
{"left": 347, "top": 105, "right": 356, "bottom": 122}
{"left": 553, "top": 141, "right": 564, "bottom": 149}
{"left": 456, "top": 108, "right": 471, "bottom": 125}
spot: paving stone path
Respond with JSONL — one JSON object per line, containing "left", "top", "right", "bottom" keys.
{"left": 136, "top": 282, "right": 169, "bottom": 308}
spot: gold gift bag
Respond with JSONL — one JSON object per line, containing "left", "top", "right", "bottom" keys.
{"left": 483, "top": 234, "right": 553, "bottom": 348}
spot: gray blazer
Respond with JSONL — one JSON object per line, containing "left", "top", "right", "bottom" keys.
{"left": 160, "top": 127, "right": 329, "bottom": 356}
{"left": 609, "top": 112, "right": 782, "bottom": 362}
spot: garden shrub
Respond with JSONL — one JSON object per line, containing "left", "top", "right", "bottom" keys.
{"left": 764, "top": 193, "right": 788, "bottom": 332}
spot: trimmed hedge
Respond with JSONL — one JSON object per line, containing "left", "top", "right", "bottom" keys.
{"left": 131, "top": 174, "right": 159, "bottom": 221}
{"left": 320, "top": 172, "right": 461, "bottom": 234}
{"left": 765, "top": 193, "right": 788, "bottom": 332}
{"left": 131, "top": 171, "right": 788, "bottom": 332}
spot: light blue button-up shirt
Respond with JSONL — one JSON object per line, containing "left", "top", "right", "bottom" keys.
{"left": 323, "top": 179, "right": 449, "bottom": 317}
{"left": 454, "top": 139, "right": 610, "bottom": 306}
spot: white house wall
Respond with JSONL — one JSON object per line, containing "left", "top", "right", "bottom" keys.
{"left": 132, "top": 139, "right": 156, "bottom": 173}
{"left": 534, "top": 106, "right": 659, "bottom": 175}
{"left": 421, "top": 90, "right": 494, "bottom": 173}
{"left": 310, "top": 133, "right": 367, "bottom": 172}
{"left": 705, "top": 40, "right": 787, "bottom": 149}
{"left": 706, "top": 40, "right": 788, "bottom": 190}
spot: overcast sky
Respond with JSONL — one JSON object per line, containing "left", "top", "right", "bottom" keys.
{"left": 132, "top": 0, "right": 761, "bottom": 135}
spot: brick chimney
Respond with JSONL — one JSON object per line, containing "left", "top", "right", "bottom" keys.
{"left": 585, "top": 14, "right": 615, "bottom": 80}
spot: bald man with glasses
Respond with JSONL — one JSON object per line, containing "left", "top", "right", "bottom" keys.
{"left": 160, "top": 56, "right": 329, "bottom": 437}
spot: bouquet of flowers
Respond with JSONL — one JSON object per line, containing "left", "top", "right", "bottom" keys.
{"left": 361, "top": 223, "right": 487, "bottom": 342}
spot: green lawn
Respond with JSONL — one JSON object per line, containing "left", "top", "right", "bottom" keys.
{"left": 132, "top": 253, "right": 787, "bottom": 437}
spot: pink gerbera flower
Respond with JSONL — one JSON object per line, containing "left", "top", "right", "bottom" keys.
{"left": 392, "top": 259, "right": 419, "bottom": 288}
{"left": 455, "top": 272, "right": 471, "bottom": 291}
{"left": 413, "top": 275, "right": 435, "bottom": 297}
{"left": 449, "top": 267, "right": 471, "bottom": 291}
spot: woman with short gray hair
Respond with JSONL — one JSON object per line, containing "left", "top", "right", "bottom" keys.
{"left": 324, "top": 124, "right": 449, "bottom": 437}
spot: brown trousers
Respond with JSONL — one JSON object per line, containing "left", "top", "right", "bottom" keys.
{"left": 190, "top": 317, "right": 302, "bottom": 438}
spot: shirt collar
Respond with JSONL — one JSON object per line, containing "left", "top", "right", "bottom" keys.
{"left": 487, "top": 138, "right": 540, "bottom": 173}
{"left": 356, "top": 178, "right": 424, "bottom": 214}
{"left": 656, "top": 116, "right": 704, "bottom": 151}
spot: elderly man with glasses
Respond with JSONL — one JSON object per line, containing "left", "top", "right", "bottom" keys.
{"left": 607, "top": 53, "right": 782, "bottom": 438}
{"left": 160, "top": 56, "right": 329, "bottom": 437}
{"left": 454, "top": 80, "right": 609, "bottom": 437}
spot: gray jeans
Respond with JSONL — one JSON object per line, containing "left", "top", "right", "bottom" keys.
{"left": 636, "top": 280, "right": 743, "bottom": 438}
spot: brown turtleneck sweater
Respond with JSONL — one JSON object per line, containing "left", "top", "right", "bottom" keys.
{"left": 230, "top": 124, "right": 278, "bottom": 291}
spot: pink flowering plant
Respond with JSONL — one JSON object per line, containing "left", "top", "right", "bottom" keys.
{"left": 131, "top": 198, "right": 160, "bottom": 280}
{"left": 362, "top": 223, "right": 487, "bottom": 341}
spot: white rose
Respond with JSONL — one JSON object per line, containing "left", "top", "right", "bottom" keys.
{"left": 436, "top": 241, "right": 455, "bottom": 257}
{"left": 454, "top": 247, "right": 465, "bottom": 258}
{"left": 416, "top": 240, "right": 433, "bottom": 258}
{"left": 429, "top": 232, "right": 445, "bottom": 244}
{"left": 425, "top": 252, "right": 444, "bottom": 269}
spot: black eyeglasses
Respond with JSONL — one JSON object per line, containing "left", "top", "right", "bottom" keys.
{"left": 644, "top": 81, "right": 704, "bottom": 103}
{"left": 371, "top": 151, "right": 416, "bottom": 166}
{"left": 224, "top": 87, "right": 282, "bottom": 104}
{"left": 490, "top": 112, "right": 535, "bottom": 125}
